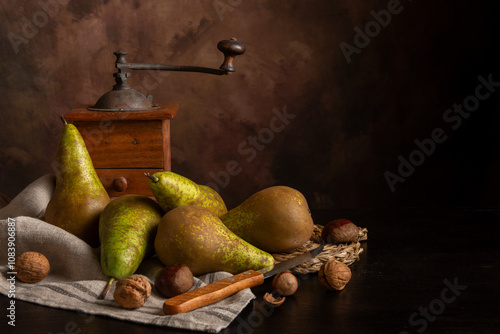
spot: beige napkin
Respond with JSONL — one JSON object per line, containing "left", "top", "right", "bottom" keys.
{"left": 0, "top": 175, "right": 255, "bottom": 333}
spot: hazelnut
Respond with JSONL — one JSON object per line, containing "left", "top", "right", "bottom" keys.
{"left": 155, "top": 263, "right": 194, "bottom": 298}
{"left": 14, "top": 251, "right": 50, "bottom": 283}
{"left": 263, "top": 292, "right": 286, "bottom": 307}
{"left": 114, "top": 276, "right": 151, "bottom": 309}
{"left": 321, "top": 219, "right": 359, "bottom": 243}
{"left": 272, "top": 271, "right": 298, "bottom": 296}
{"left": 318, "top": 260, "right": 351, "bottom": 291}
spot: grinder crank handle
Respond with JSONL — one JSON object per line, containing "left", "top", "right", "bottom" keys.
{"left": 163, "top": 270, "right": 264, "bottom": 315}
{"left": 114, "top": 38, "right": 245, "bottom": 77}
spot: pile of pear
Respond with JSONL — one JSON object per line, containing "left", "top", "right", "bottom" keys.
{"left": 45, "top": 120, "right": 314, "bottom": 295}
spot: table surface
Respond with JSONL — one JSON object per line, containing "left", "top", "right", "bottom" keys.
{"left": 1, "top": 207, "right": 499, "bottom": 333}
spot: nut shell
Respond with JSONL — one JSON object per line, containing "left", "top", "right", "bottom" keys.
{"left": 155, "top": 263, "right": 194, "bottom": 298}
{"left": 321, "top": 219, "right": 359, "bottom": 243}
{"left": 114, "top": 276, "right": 151, "bottom": 309}
{"left": 272, "top": 271, "right": 298, "bottom": 296}
{"left": 318, "top": 260, "right": 351, "bottom": 291}
{"left": 14, "top": 251, "right": 50, "bottom": 283}
{"left": 263, "top": 292, "right": 286, "bottom": 307}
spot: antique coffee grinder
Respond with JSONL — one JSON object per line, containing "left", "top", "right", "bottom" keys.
{"left": 64, "top": 38, "right": 245, "bottom": 197}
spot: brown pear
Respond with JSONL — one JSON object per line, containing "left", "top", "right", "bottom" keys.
{"left": 220, "top": 186, "right": 314, "bottom": 253}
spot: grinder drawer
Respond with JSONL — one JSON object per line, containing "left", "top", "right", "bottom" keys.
{"left": 95, "top": 168, "right": 163, "bottom": 197}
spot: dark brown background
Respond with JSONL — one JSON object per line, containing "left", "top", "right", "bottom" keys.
{"left": 1, "top": 0, "right": 499, "bottom": 210}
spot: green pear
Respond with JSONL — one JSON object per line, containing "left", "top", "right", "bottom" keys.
{"left": 154, "top": 205, "right": 274, "bottom": 276}
{"left": 45, "top": 119, "right": 109, "bottom": 247}
{"left": 145, "top": 171, "right": 227, "bottom": 216}
{"left": 99, "top": 194, "right": 163, "bottom": 298}
{"left": 220, "top": 186, "right": 314, "bottom": 253}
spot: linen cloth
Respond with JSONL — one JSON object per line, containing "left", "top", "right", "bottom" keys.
{"left": 0, "top": 174, "right": 255, "bottom": 333}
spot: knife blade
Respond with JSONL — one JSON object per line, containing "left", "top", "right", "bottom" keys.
{"left": 162, "top": 243, "right": 324, "bottom": 315}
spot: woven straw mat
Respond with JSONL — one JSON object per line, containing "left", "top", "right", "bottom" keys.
{"left": 271, "top": 224, "right": 368, "bottom": 275}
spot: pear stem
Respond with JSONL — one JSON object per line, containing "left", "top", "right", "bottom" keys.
{"left": 60, "top": 116, "right": 67, "bottom": 125}
{"left": 145, "top": 173, "right": 159, "bottom": 183}
{"left": 99, "top": 277, "right": 115, "bottom": 299}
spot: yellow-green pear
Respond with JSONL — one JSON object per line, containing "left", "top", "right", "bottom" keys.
{"left": 146, "top": 171, "right": 227, "bottom": 216}
{"left": 99, "top": 194, "right": 163, "bottom": 298}
{"left": 154, "top": 205, "right": 274, "bottom": 276}
{"left": 45, "top": 119, "right": 109, "bottom": 247}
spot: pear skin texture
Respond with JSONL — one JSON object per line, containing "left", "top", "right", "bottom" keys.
{"left": 148, "top": 171, "right": 227, "bottom": 216}
{"left": 45, "top": 123, "right": 110, "bottom": 247}
{"left": 154, "top": 205, "right": 274, "bottom": 276}
{"left": 99, "top": 194, "right": 163, "bottom": 279}
{"left": 220, "top": 186, "right": 314, "bottom": 253}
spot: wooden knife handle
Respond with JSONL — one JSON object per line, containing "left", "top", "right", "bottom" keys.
{"left": 163, "top": 270, "right": 264, "bottom": 315}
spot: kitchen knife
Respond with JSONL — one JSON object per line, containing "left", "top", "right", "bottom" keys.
{"left": 163, "top": 243, "right": 325, "bottom": 315}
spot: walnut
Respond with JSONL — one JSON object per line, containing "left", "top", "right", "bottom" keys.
{"left": 321, "top": 219, "right": 359, "bottom": 244}
{"left": 272, "top": 271, "right": 298, "bottom": 296}
{"left": 14, "top": 251, "right": 50, "bottom": 283}
{"left": 318, "top": 260, "right": 352, "bottom": 291}
{"left": 113, "top": 276, "right": 151, "bottom": 309}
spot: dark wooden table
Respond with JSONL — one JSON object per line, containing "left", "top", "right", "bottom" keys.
{"left": 2, "top": 208, "right": 499, "bottom": 333}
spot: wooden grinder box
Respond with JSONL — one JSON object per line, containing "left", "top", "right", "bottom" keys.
{"left": 64, "top": 103, "right": 178, "bottom": 197}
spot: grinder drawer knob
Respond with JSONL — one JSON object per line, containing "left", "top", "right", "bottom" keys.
{"left": 113, "top": 177, "right": 128, "bottom": 192}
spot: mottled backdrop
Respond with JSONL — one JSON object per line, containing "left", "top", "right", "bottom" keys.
{"left": 1, "top": 0, "right": 499, "bottom": 209}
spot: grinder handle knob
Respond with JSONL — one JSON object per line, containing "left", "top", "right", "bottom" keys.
{"left": 217, "top": 38, "right": 245, "bottom": 72}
